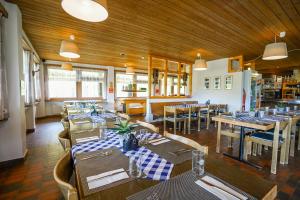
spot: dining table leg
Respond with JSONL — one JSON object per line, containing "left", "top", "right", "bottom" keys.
{"left": 223, "top": 126, "right": 262, "bottom": 169}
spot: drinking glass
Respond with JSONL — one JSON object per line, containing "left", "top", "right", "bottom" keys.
{"left": 129, "top": 153, "right": 144, "bottom": 178}
{"left": 138, "top": 129, "right": 148, "bottom": 145}
{"left": 273, "top": 109, "right": 277, "bottom": 115}
{"left": 286, "top": 107, "right": 290, "bottom": 112}
{"left": 294, "top": 106, "right": 298, "bottom": 111}
{"left": 192, "top": 150, "right": 205, "bottom": 177}
{"left": 99, "top": 128, "right": 108, "bottom": 140}
{"left": 259, "top": 111, "right": 265, "bottom": 118}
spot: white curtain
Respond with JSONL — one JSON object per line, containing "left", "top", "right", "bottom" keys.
{"left": 0, "top": 16, "right": 9, "bottom": 120}
{"left": 23, "top": 50, "right": 31, "bottom": 104}
{"left": 33, "top": 63, "right": 41, "bottom": 101}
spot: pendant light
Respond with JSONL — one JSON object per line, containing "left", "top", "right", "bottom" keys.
{"left": 125, "top": 64, "right": 135, "bottom": 75}
{"left": 60, "top": 35, "right": 80, "bottom": 59}
{"left": 193, "top": 53, "right": 207, "bottom": 71}
{"left": 61, "top": 0, "right": 108, "bottom": 22}
{"left": 61, "top": 62, "right": 73, "bottom": 71}
{"left": 262, "top": 32, "right": 288, "bottom": 60}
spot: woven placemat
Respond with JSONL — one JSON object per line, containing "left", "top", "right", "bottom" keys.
{"left": 126, "top": 171, "right": 257, "bottom": 200}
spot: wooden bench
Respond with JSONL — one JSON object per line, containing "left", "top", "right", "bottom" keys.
{"left": 150, "top": 101, "right": 198, "bottom": 119}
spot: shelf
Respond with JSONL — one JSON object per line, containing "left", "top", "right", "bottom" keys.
{"left": 121, "top": 90, "right": 146, "bottom": 92}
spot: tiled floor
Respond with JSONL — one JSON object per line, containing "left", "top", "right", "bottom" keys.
{"left": 0, "top": 117, "right": 300, "bottom": 199}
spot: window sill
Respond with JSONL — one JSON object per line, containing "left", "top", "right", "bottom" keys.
{"left": 46, "top": 98, "right": 106, "bottom": 102}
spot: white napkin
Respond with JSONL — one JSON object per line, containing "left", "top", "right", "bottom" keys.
{"left": 195, "top": 176, "right": 248, "bottom": 200}
{"left": 148, "top": 137, "right": 165, "bottom": 144}
{"left": 76, "top": 136, "right": 99, "bottom": 143}
{"left": 74, "top": 120, "right": 90, "bottom": 124}
{"left": 151, "top": 139, "right": 171, "bottom": 146}
{"left": 87, "top": 168, "right": 129, "bottom": 190}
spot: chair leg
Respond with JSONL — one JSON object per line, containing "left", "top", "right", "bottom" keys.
{"left": 252, "top": 143, "right": 257, "bottom": 156}
{"left": 298, "top": 126, "right": 300, "bottom": 150}
{"left": 290, "top": 134, "right": 295, "bottom": 157}
{"left": 257, "top": 144, "right": 262, "bottom": 156}
{"left": 216, "top": 121, "right": 221, "bottom": 153}
{"left": 198, "top": 116, "right": 201, "bottom": 132}
{"left": 183, "top": 120, "right": 186, "bottom": 135}
{"left": 174, "top": 120, "right": 176, "bottom": 135}
{"left": 243, "top": 137, "right": 249, "bottom": 160}
{"left": 178, "top": 121, "right": 181, "bottom": 132}
{"left": 227, "top": 137, "right": 233, "bottom": 148}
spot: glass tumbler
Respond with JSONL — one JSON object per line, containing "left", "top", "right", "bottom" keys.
{"left": 129, "top": 154, "right": 143, "bottom": 178}
{"left": 99, "top": 128, "right": 108, "bottom": 140}
{"left": 192, "top": 150, "right": 205, "bottom": 177}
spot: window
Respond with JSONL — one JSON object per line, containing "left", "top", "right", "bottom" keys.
{"left": 80, "top": 70, "right": 106, "bottom": 98}
{"left": 48, "top": 68, "right": 77, "bottom": 98}
{"left": 115, "top": 72, "right": 148, "bottom": 98}
{"left": 47, "top": 67, "right": 106, "bottom": 99}
{"left": 23, "top": 50, "right": 31, "bottom": 104}
{"left": 115, "top": 73, "right": 133, "bottom": 98}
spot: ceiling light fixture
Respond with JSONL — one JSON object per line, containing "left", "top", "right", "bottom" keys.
{"left": 61, "top": 0, "right": 108, "bottom": 22}
{"left": 125, "top": 64, "right": 135, "bottom": 75}
{"left": 60, "top": 35, "right": 80, "bottom": 59}
{"left": 262, "top": 32, "right": 288, "bottom": 60}
{"left": 193, "top": 53, "right": 207, "bottom": 71}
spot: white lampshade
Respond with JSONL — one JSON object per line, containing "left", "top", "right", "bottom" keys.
{"left": 61, "top": 0, "right": 108, "bottom": 22}
{"left": 262, "top": 42, "right": 288, "bottom": 60}
{"left": 61, "top": 63, "right": 73, "bottom": 71}
{"left": 60, "top": 40, "right": 80, "bottom": 59}
{"left": 193, "top": 53, "right": 207, "bottom": 71}
{"left": 126, "top": 66, "right": 135, "bottom": 75}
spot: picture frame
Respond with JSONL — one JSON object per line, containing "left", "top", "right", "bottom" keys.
{"left": 204, "top": 77, "right": 210, "bottom": 89}
{"left": 225, "top": 75, "right": 233, "bottom": 90}
{"left": 228, "top": 55, "right": 243, "bottom": 73}
{"left": 214, "top": 76, "right": 221, "bottom": 89}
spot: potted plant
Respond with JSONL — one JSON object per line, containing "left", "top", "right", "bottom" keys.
{"left": 112, "top": 120, "right": 139, "bottom": 150}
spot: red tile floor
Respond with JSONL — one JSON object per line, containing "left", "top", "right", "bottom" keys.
{"left": 0, "top": 117, "right": 300, "bottom": 199}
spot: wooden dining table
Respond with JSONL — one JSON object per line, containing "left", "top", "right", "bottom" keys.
{"left": 69, "top": 118, "right": 277, "bottom": 200}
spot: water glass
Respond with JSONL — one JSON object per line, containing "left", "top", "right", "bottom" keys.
{"left": 294, "top": 106, "right": 298, "bottom": 111}
{"left": 249, "top": 111, "right": 255, "bottom": 118}
{"left": 129, "top": 154, "right": 144, "bottom": 178}
{"left": 192, "top": 150, "right": 205, "bottom": 177}
{"left": 138, "top": 129, "right": 148, "bottom": 145}
{"left": 286, "top": 107, "right": 290, "bottom": 112}
{"left": 259, "top": 111, "right": 265, "bottom": 118}
{"left": 99, "top": 128, "right": 108, "bottom": 140}
{"left": 272, "top": 109, "right": 277, "bottom": 115}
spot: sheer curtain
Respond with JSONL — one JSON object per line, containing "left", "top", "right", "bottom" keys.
{"left": 33, "top": 63, "right": 41, "bottom": 101}
{"left": 0, "top": 16, "right": 9, "bottom": 120}
{"left": 23, "top": 50, "right": 31, "bottom": 105}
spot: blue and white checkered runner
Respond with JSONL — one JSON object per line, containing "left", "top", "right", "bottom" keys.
{"left": 71, "top": 130, "right": 173, "bottom": 181}
{"left": 69, "top": 113, "right": 117, "bottom": 123}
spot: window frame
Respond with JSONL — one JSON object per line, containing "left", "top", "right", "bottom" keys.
{"left": 114, "top": 70, "right": 148, "bottom": 99}
{"left": 46, "top": 65, "right": 107, "bottom": 102}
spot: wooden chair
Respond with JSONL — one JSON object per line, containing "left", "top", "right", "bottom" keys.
{"left": 199, "top": 105, "right": 210, "bottom": 130}
{"left": 61, "top": 119, "right": 70, "bottom": 130}
{"left": 244, "top": 120, "right": 290, "bottom": 174}
{"left": 58, "top": 129, "right": 71, "bottom": 151}
{"left": 117, "top": 112, "right": 130, "bottom": 120}
{"left": 164, "top": 106, "right": 187, "bottom": 135}
{"left": 53, "top": 151, "right": 78, "bottom": 200}
{"left": 136, "top": 120, "right": 159, "bottom": 133}
{"left": 164, "top": 131, "right": 208, "bottom": 155}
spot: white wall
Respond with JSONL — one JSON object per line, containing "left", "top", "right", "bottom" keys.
{"left": 192, "top": 58, "right": 243, "bottom": 112}
{"left": 0, "top": 0, "right": 27, "bottom": 162}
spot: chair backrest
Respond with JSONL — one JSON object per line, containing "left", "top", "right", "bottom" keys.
{"left": 117, "top": 113, "right": 130, "bottom": 120}
{"left": 136, "top": 120, "right": 159, "bottom": 133}
{"left": 58, "top": 129, "right": 71, "bottom": 151}
{"left": 53, "top": 151, "right": 78, "bottom": 200}
{"left": 164, "top": 131, "right": 208, "bottom": 155}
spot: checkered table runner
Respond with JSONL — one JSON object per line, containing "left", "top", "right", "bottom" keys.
{"left": 71, "top": 130, "right": 173, "bottom": 181}
{"left": 237, "top": 115, "right": 286, "bottom": 123}
{"left": 69, "top": 112, "right": 117, "bottom": 123}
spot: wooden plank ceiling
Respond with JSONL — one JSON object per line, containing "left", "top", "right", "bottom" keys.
{"left": 7, "top": 0, "right": 300, "bottom": 72}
